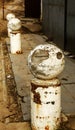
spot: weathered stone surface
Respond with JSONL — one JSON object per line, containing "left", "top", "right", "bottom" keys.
{"left": 28, "top": 44, "right": 65, "bottom": 79}
{"left": 66, "top": 117, "right": 75, "bottom": 130}
{"left": 23, "top": 22, "right": 42, "bottom": 32}
{"left": 61, "top": 113, "right": 68, "bottom": 122}
{"left": 0, "top": 122, "right": 6, "bottom": 130}
{"left": 0, "top": 122, "right": 31, "bottom": 130}
{"left": 6, "top": 122, "right": 31, "bottom": 130}
{"left": 0, "top": 0, "right": 24, "bottom": 19}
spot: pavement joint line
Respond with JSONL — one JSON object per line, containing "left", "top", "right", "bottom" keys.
{"left": 1, "top": 42, "right": 8, "bottom": 103}
{"left": 62, "top": 82, "right": 75, "bottom": 85}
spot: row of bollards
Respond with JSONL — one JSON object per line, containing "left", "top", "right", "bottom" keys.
{"left": 6, "top": 13, "right": 65, "bottom": 130}
{"left": 6, "top": 13, "right": 22, "bottom": 54}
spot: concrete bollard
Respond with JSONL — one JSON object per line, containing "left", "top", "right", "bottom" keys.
{"left": 8, "top": 18, "right": 22, "bottom": 54}
{"left": 6, "top": 13, "right": 15, "bottom": 37}
{"left": 6, "top": 13, "right": 15, "bottom": 21}
{"left": 28, "top": 44, "right": 65, "bottom": 130}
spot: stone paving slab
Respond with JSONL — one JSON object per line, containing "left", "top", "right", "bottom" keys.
{"left": 59, "top": 57, "right": 75, "bottom": 115}
{"left": 6, "top": 33, "right": 75, "bottom": 122}
{"left": 66, "top": 85, "right": 75, "bottom": 99}
{"left": 59, "top": 57, "right": 75, "bottom": 84}
{"left": 61, "top": 85, "right": 75, "bottom": 115}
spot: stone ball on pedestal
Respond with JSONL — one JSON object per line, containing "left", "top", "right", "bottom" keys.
{"left": 28, "top": 44, "right": 65, "bottom": 79}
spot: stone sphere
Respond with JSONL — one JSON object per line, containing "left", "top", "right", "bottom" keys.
{"left": 8, "top": 18, "right": 21, "bottom": 31}
{"left": 6, "top": 13, "right": 15, "bottom": 21}
{"left": 28, "top": 44, "right": 65, "bottom": 79}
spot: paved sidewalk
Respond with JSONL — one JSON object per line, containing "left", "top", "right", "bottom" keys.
{"left": 60, "top": 57, "right": 75, "bottom": 115}
{"left": 0, "top": 41, "right": 32, "bottom": 129}
{"left": 6, "top": 33, "right": 75, "bottom": 122}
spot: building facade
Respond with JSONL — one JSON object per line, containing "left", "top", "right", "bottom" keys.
{"left": 42, "top": 0, "right": 75, "bottom": 54}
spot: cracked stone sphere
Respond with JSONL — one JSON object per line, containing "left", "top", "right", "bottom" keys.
{"left": 8, "top": 18, "right": 21, "bottom": 31}
{"left": 28, "top": 44, "right": 65, "bottom": 79}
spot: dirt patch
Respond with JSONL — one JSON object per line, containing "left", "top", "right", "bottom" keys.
{"left": 0, "top": 40, "right": 23, "bottom": 123}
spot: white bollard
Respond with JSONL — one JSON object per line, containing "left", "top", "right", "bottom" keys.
{"left": 6, "top": 13, "right": 15, "bottom": 21}
{"left": 8, "top": 18, "right": 22, "bottom": 54}
{"left": 28, "top": 44, "right": 65, "bottom": 130}
{"left": 31, "top": 78, "right": 61, "bottom": 130}
{"left": 10, "top": 31, "right": 21, "bottom": 54}
{"left": 6, "top": 13, "right": 15, "bottom": 37}
{"left": 8, "top": 18, "right": 21, "bottom": 31}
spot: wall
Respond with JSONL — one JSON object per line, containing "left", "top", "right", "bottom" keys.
{"left": 42, "top": 0, "right": 75, "bottom": 54}
{"left": 0, "top": 0, "right": 24, "bottom": 19}
{"left": 42, "top": 0, "right": 65, "bottom": 50}
{"left": 66, "top": 0, "right": 75, "bottom": 54}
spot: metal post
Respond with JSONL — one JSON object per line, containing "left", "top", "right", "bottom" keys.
{"left": 28, "top": 44, "right": 65, "bottom": 130}
{"left": 2, "top": 0, "right": 5, "bottom": 20}
{"left": 64, "top": 0, "right": 68, "bottom": 51}
{"left": 40, "top": 0, "right": 43, "bottom": 20}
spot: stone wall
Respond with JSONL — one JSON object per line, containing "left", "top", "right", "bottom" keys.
{"left": 0, "top": 0, "right": 24, "bottom": 19}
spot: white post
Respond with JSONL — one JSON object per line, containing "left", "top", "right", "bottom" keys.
{"left": 6, "top": 13, "right": 15, "bottom": 37}
{"left": 8, "top": 18, "right": 22, "bottom": 54}
{"left": 28, "top": 44, "right": 65, "bottom": 130}
{"left": 10, "top": 31, "right": 21, "bottom": 54}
